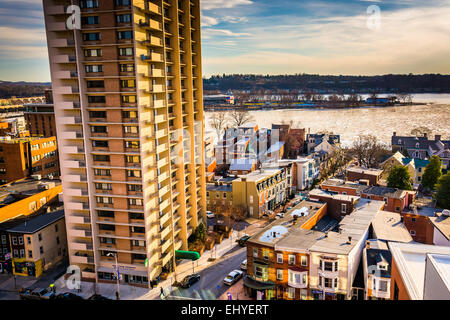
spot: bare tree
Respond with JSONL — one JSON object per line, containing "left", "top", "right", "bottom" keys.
{"left": 227, "top": 109, "right": 254, "bottom": 128}
{"left": 348, "top": 134, "right": 390, "bottom": 168}
{"left": 209, "top": 112, "right": 229, "bottom": 140}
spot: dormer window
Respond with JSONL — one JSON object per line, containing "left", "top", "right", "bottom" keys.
{"left": 398, "top": 139, "right": 402, "bottom": 145}
{"left": 378, "top": 263, "right": 388, "bottom": 271}
{"left": 416, "top": 143, "right": 420, "bottom": 148}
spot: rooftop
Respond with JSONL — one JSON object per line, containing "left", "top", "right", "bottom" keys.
{"left": 365, "top": 248, "right": 392, "bottom": 278}
{"left": 362, "top": 186, "right": 407, "bottom": 199}
{"left": 0, "top": 178, "right": 61, "bottom": 208}
{"left": 309, "top": 188, "right": 360, "bottom": 202}
{"left": 7, "top": 209, "right": 64, "bottom": 234}
{"left": 321, "top": 178, "right": 369, "bottom": 193}
{"left": 248, "top": 200, "right": 325, "bottom": 247}
{"left": 206, "top": 183, "right": 232, "bottom": 192}
{"left": 371, "top": 211, "right": 414, "bottom": 243}
{"left": 346, "top": 167, "right": 383, "bottom": 176}
{"left": 388, "top": 242, "right": 450, "bottom": 300}
{"left": 429, "top": 210, "right": 450, "bottom": 241}
{"left": 236, "top": 168, "right": 282, "bottom": 182}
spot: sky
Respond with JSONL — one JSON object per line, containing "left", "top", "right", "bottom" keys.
{"left": 0, "top": 0, "right": 450, "bottom": 82}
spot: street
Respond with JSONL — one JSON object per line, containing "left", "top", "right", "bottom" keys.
{"left": 168, "top": 247, "right": 247, "bottom": 300}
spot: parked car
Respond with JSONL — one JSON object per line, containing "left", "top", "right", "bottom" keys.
{"left": 88, "top": 294, "right": 111, "bottom": 300}
{"left": 55, "top": 292, "right": 84, "bottom": 300}
{"left": 240, "top": 259, "right": 247, "bottom": 271}
{"left": 236, "top": 235, "right": 250, "bottom": 247}
{"left": 206, "top": 211, "right": 215, "bottom": 219}
{"left": 276, "top": 212, "right": 285, "bottom": 218}
{"left": 20, "top": 288, "right": 55, "bottom": 300}
{"left": 223, "top": 270, "right": 244, "bottom": 286}
{"left": 180, "top": 274, "right": 201, "bottom": 288}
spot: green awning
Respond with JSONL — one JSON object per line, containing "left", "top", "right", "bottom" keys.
{"left": 175, "top": 250, "right": 200, "bottom": 261}
{"left": 243, "top": 276, "right": 275, "bottom": 291}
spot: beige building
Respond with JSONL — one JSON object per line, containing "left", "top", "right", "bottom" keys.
{"left": 43, "top": 0, "right": 206, "bottom": 286}
{"left": 232, "top": 168, "right": 289, "bottom": 219}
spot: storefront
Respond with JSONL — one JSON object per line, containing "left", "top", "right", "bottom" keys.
{"left": 12, "top": 258, "right": 42, "bottom": 277}
{"left": 243, "top": 275, "right": 275, "bottom": 300}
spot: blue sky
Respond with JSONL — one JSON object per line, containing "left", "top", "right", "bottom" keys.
{"left": 1, "top": 0, "right": 450, "bottom": 82}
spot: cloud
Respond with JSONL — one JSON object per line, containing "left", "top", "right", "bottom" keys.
{"left": 201, "top": 0, "right": 253, "bottom": 10}
{"left": 203, "top": 3, "right": 450, "bottom": 76}
{"left": 201, "top": 15, "right": 219, "bottom": 27}
{"left": 203, "top": 28, "right": 251, "bottom": 38}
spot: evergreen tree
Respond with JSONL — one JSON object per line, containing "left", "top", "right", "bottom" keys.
{"left": 387, "top": 165, "right": 413, "bottom": 190}
{"left": 435, "top": 173, "right": 450, "bottom": 209}
{"left": 421, "top": 156, "right": 442, "bottom": 190}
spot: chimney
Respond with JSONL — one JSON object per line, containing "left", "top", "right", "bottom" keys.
{"left": 435, "top": 135, "right": 441, "bottom": 141}
{"left": 423, "top": 133, "right": 428, "bottom": 138}
{"left": 393, "top": 132, "right": 396, "bottom": 137}
{"left": 347, "top": 236, "right": 352, "bottom": 244}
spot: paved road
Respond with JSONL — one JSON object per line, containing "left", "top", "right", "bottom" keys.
{"left": 168, "top": 247, "right": 247, "bottom": 300}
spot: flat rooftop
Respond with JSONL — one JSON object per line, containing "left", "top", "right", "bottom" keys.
{"left": 388, "top": 242, "right": 450, "bottom": 300}
{"left": 237, "top": 168, "right": 281, "bottom": 182}
{"left": 321, "top": 178, "right": 369, "bottom": 193}
{"left": 0, "top": 178, "right": 61, "bottom": 208}
{"left": 429, "top": 210, "right": 450, "bottom": 241}
{"left": 362, "top": 186, "right": 406, "bottom": 199}
{"left": 248, "top": 200, "right": 325, "bottom": 247}
{"left": 346, "top": 167, "right": 383, "bottom": 175}
{"left": 7, "top": 209, "right": 64, "bottom": 234}
{"left": 206, "top": 183, "right": 232, "bottom": 192}
{"left": 371, "top": 211, "right": 414, "bottom": 243}
{"left": 309, "top": 188, "right": 360, "bottom": 202}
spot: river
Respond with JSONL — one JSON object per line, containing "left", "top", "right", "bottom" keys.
{"left": 205, "top": 94, "right": 450, "bottom": 147}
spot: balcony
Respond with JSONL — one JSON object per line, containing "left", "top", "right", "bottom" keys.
{"left": 56, "top": 86, "right": 79, "bottom": 95}
{"left": 47, "top": 22, "right": 67, "bottom": 31}
{"left": 72, "top": 252, "right": 94, "bottom": 264}
{"left": 141, "top": 52, "right": 164, "bottom": 63}
{"left": 67, "top": 214, "right": 91, "bottom": 224}
{"left": 71, "top": 241, "right": 93, "bottom": 251}
{"left": 70, "top": 228, "right": 92, "bottom": 238}
{"left": 46, "top": 5, "right": 66, "bottom": 15}
{"left": 50, "top": 38, "right": 75, "bottom": 47}
{"left": 54, "top": 55, "right": 76, "bottom": 63}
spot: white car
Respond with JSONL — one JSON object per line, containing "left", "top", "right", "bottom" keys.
{"left": 240, "top": 259, "right": 247, "bottom": 271}
{"left": 206, "top": 211, "right": 215, "bottom": 219}
{"left": 223, "top": 270, "right": 244, "bottom": 286}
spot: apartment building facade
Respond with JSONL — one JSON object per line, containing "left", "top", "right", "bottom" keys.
{"left": 0, "top": 136, "right": 59, "bottom": 184}
{"left": 43, "top": 0, "right": 206, "bottom": 286}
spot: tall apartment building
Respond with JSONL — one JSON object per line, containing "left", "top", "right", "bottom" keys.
{"left": 43, "top": 0, "right": 206, "bottom": 286}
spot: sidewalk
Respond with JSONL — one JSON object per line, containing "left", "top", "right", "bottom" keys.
{"left": 54, "top": 229, "right": 257, "bottom": 300}
{"left": 217, "top": 279, "right": 252, "bottom": 301}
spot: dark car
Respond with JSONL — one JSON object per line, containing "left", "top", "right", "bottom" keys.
{"left": 236, "top": 235, "right": 251, "bottom": 247}
{"left": 180, "top": 274, "right": 201, "bottom": 288}
{"left": 88, "top": 294, "right": 112, "bottom": 300}
{"left": 55, "top": 292, "right": 84, "bottom": 300}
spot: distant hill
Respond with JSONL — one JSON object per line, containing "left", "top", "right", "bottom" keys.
{"left": 0, "top": 81, "right": 51, "bottom": 99}
{"left": 203, "top": 73, "right": 450, "bottom": 94}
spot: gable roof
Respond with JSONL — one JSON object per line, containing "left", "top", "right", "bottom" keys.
{"left": 7, "top": 209, "right": 65, "bottom": 234}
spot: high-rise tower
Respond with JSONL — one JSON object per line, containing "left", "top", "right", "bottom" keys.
{"left": 43, "top": 0, "right": 206, "bottom": 287}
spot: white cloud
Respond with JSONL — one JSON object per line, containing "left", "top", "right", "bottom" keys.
{"left": 201, "top": 15, "right": 219, "bottom": 27}
{"left": 203, "top": 5, "right": 450, "bottom": 76}
{"left": 201, "top": 0, "right": 253, "bottom": 10}
{"left": 203, "top": 28, "right": 250, "bottom": 37}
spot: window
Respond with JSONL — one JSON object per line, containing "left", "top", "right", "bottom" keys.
{"left": 288, "top": 254, "right": 295, "bottom": 265}
{"left": 122, "top": 111, "right": 138, "bottom": 119}
{"left": 93, "top": 155, "right": 110, "bottom": 162}
{"left": 81, "top": 16, "right": 99, "bottom": 25}
{"left": 99, "top": 224, "right": 115, "bottom": 231}
{"left": 253, "top": 248, "right": 258, "bottom": 258}
{"left": 13, "top": 249, "right": 18, "bottom": 258}
{"left": 120, "top": 79, "right": 136, "bottom": 88}
{"left": 39, "top": 246, "right": 44, "bottom": 254}
{"left": 28, "top": 250, "right": 33, "bottom": 259}
{"left": 94, "top": 169, "right": 111, "bottom": 176}
{"left": 411, "top": 217, "right": 416, "bottom": 222}
{"left": 95, "top": 183, "right": 112, "bottom": 190}
{"left": 119, "top": 47, "right": 133, "bottom": 56}
{"left": 27, "top": 237, "right": 31, "bottom": 244}
{"left": 1, "top": 235, "right": 5, "bottom": 244}
{"left": 263, "top": 249, "right": 269, "bottom": 261}
{"left": 131, "top": 226, "right": 145, "bottom": 233}
{"left": 121, "top": 95, "right": 136, "bottom": 103}
{"left": 115, "top": 0, "right": 131, "bottom": 6}
{"left": 18, "top": 237, "right": 23, "bottom": 245}
{"left": 97, "top": 197, "right": 113, "bottom": 204}
{"left": 127, "top": 170, "right": 141, "bottom": 178}
{"left": 277, "top": 269, "right": 283, "bottom": 280}
{"left": 55, "top": 224, "right": 58, "bottom": 232}
{"left": 56, "top": 237, "right": 60, "bottom": 245}
{"left": 126, "top": 155, "right": 140, "bottom": 163}
{"left": 341, "top": 203, "right": 347, "bottom": 214}
{"left": 127, "top": 184, "right": 142, "bottom": 192}
{"left": 87, "top": 80, "right": 104, "bottom": 88}
{"left": 12, "top": 236, "right": 17, "bottom": 245}
{"left": 117, "top": 31, "right": 133, "bottom": 40}
{"left": 254, "top": 265, "right": 268, "bottom": 281}
{"left": 287, "top": 287, "right": 295, "bottom": 299}
{"left": 81, "top": 0, "right": 98, "bottom": 8}
{"left": 38, "top": 233, "right": 42, "bottom": 241}
{"left": 91, "top": 126, "right": 108, "bottom": 133}
{"left": 92, "top": 140, "right": 109, "bottom": 148}
{"left": 83, "top": 33, "right": 101, "bottom": 41}
{"left": 410, "top": 230, "right": 416, "bottom": 236}
{"left": 88, "top": 95, "right": 106, "bottom": 103}
{"left": 128, "top": 198, "right": 143, "bottom": 206}
{"left": 120, "top": 63, "right": 134, "bottom": 72}
{"left": 301, "top": 256, "right": 307, "bottom": 267}
{"left": 324, "top": 277, "right": 333, "bottom": 288}
{"left": 98, "top": 210, "right": 115, "bottom": 218}
{"left": 124, "top": 141, "right": 140, "bottom": 149}
{"left": 277, "top": 253, "right": 283, "bottom": 264}
{"left": 116, "top": 14, "right": 131, "bottom": 23}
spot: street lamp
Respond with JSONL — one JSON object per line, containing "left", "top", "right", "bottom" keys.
{"left": 107, "top": 252, "right": 120, "bottom": 300}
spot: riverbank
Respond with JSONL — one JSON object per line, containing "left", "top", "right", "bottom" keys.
{"left": 205, "top": 103, "right": 450, "bottom": 147}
